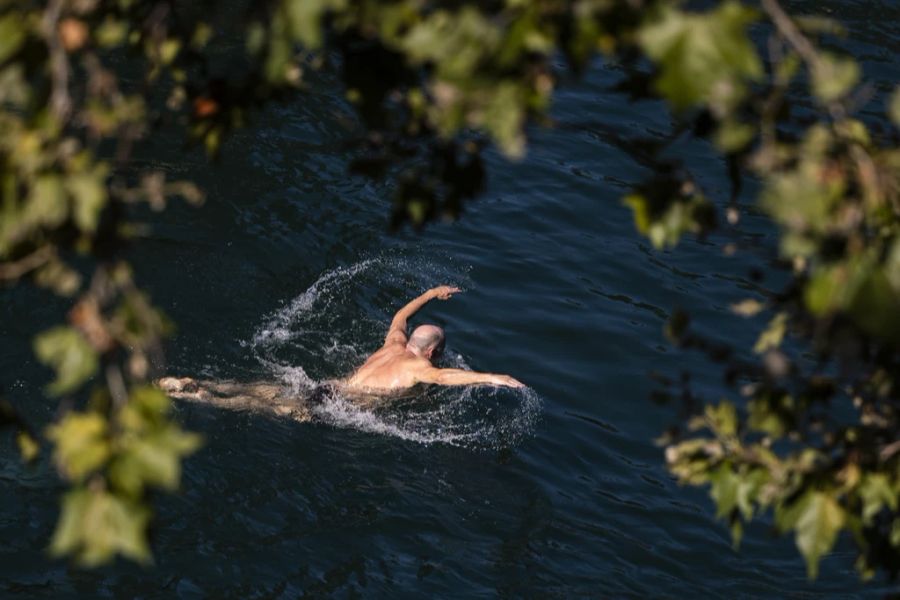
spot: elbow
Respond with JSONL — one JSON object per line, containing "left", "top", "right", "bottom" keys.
{"left": 434, "top": 373, "right": 452, "bottom": 385}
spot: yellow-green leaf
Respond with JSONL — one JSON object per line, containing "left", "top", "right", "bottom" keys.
{"left": 27, "top": 175, "right": 68, "bottom": 229}
{"left": 890, "top": 86, "right": 900, "bottom": 127}
{"left": 67, "top": 165, "right": 109, "bottom": 233}
{"left": 0, "top": 13, "right": 26, "bottom": 63}
{"left": 812, "top": 54, "right": 859, "bottom": 104}
{"left": 50, "top": 487, "right": 151, "bottom": 566}
{"left": 16, "top": 430, "right": 40, "bottom": 462}
{"left": 753, "top": 312, "right": 787, "bottom": 353}
{"left": 33, "top": 327, "right": 98, "bottom": 395}
{"left": 638, "top": 1, "right": 762, "bottom": 112}
{"left": 46, "top": 412, "right": 110, "bottom": 482}
{"left": 778, "top": 491, "right": 845, "bottom": 579}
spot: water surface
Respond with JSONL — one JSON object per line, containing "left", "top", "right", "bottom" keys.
{"left": 1, "top": 1, "right": 899, "bottom": 596}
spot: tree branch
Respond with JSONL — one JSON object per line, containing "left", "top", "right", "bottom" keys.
{"left": 0, "top": 246, "right": 55, "bottom": 280}
{"left": 41, "top": 0, "right": 72, "bottom": 122}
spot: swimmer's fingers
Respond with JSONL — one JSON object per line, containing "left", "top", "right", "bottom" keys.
{"left": 433, "top": 285, "right": 462, "bottom": 300}
{"left": 492, "top": 375, "right": 526, "bottom": 389}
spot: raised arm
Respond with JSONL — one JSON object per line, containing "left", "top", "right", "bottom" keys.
{"left": 384, "top": 285, "right": 460, "bottom": 344}
{"left": 416, "top": 367, "right": 525, "bottom": 388}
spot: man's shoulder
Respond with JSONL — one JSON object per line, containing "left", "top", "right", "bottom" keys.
{"left": 398, "top": 354, "right": 433, "bottom": 372}
{"left": 384, "top": 328, "right": 409, "bottom": 346}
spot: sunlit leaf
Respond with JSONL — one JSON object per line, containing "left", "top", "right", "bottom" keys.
{"left": 16, "top": 430, "right": 40, "bottom": 462}
{"left": 777, "top": 491, "right": 845, "bottom": 579}
{"left": 33, "top": 327, "right": 98, "bottom": 395}
{"left": 812, "top": 54, "right": 860, "bottom": 104}
{"left": 95, "top": 17, "right": 128, "bottom": 48}
{"left": 46, "top": 412, "right": 110, "bottom": 481}
{"left": 109, "top": 426, "right": 201, "bottom": 497}
{"left": 710, "top": 463, "right": 739, "bottom": 518}
{"left": 0, "top": 13, "right": 26, "bottom": 63}
{"left": 753, "top": 312, "right": 787, "bottom": 354}
{"left": 859, "top": 474, "right": 897, "bottom": 525}
{"left": 50, "top": 487, "right": 151, "bottom": 566}
{"left": 67, "top": 165, "right": 109, "bottom": 233}
{"left": 890, "top": 86, "right": 900, "bottom": 126}
{"left": 715, "top": 120, "right": 756, "bottom": 153}
{"left": 27, "top": 176, "right": 68, "bottom": 229}
{"left": 284, "top": 0, "right": 347, "bottom": 49}
{"left": 638, "top": 1, "right": 762, "bottom": 112}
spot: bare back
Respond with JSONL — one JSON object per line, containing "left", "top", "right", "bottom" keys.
{"left": 345, "top": 340, "right": 431, "bottom": 391}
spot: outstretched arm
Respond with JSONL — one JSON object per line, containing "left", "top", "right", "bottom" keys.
{"left": 384, "top": 285, "right": 460, "bottom": 344}
{"left": 416, "top": 367, "right": 525, "bottom": 388}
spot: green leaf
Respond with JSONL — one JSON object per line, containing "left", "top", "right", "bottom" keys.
{"left": 891, "top": 519, "right": 900, "bottom": 548}
{"left": 715, "top": 120, "right": 756, "bottom": 153}
{"left": 638, "top": 1, "right": 762, "bottom": 112}
{"left": 623, "top": 193, "right": 714, "bottom": 249}
{"left": 95, "top": 17, "right": 128, "bottom": 48}
{"left": 33, "top": 258, "right": 82, "bottom": 297}
{"left": 33, "top": 327, "right": 98, "bottom": 395}
{"left": 753, "top": 312, "right": 787, "bottom": 353}
{"left": 159, "top": 39, "right": 180, "bottom": 65}
{"left": 747, "top": 395, "right": 792, "bottom": 438}
{"left": 27, "top": 175, "right": 68, "bottom": 229}
{"left": 731, "top": 518, "right": 743, "bottom": 550}
{"left": 859, "top": 473, "right": 897, "bottom": 525}
{"left": 710, "top": 463, "right": 739, "bottom": 518}
{"left": 16, "top": 430, "right": 40, "bottom": 462}
{"left": 706, "top": 401, "right": 737, "bottom": 437}
{"left": 890, "top": 86, "right": 900, "bottom": 127}
{"left": 736, "top": 469, "right": 768, "bottom": 520}
{"left": 402, "top": 8, "right": 501, "bottom": 79}
{"left": 0, "top": 13, "right": 26, "bottom": 63}
{"left": 46, "top": 412, "right": 110, "bottom": 482}
{"left": 484, "top": 81, "right": 525, "bottom": 158}
{"left": 109, "top": 425, "right": 201, "bottom": 497}
{"left": 284, "top": 0, "right": 347, "bottom": 49}
{"left": 50, "top": 487, "right": 151, "bottom": 566}
{"left": 67, "top": 165, "right": 109, "bottom": 233}
{"left": 777, "top": 491, "right": 845, "bottom": 579}
{"left": 812, "top": 53, "right": 859, "bottom": 104}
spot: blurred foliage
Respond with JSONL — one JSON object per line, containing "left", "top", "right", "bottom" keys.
{"left": 0, "top": 0, "right": 897, "bottom": 582}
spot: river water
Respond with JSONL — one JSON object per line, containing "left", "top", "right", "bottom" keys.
{"left": 2, "top": 1, "right": 899, "bottom": 597}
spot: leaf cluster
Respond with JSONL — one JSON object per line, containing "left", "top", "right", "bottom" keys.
{"left": 0, "top": 0, "right": 898, "bottom": 579}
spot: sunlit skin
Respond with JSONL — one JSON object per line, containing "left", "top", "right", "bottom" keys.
{"left": 157, "top": 286, "right": 524, "bottom": 408}
{"left": 345, "top": 286, "right": 525, "bottom": 392}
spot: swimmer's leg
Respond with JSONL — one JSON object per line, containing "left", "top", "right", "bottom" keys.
{"left": 156, "top": 376, "right": 314, "bottom": 422}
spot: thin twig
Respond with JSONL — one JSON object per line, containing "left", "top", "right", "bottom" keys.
{"left": 760, "top": 0, "right": 847, "bottom": 122}
{"left": 0, "top": 246, "right": 55, "bottom": 280}
{"left": 41, "top": 0, "right": 72, "bottom": 122}
{"left": 760, "top": 0, "right": 821, "bottom": 71}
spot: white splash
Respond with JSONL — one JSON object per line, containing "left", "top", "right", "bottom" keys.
{"left": 247, "top": 252, "right": 542, "bottom": 449}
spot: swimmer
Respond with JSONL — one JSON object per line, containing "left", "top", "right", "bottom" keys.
{"left": 157, "top": 285, "right": 523, "bottom": 418}
{"left": 346, "top": 285, "right": 524, "bottom": 391}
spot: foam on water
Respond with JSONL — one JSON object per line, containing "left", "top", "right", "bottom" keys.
{"left": 247, "top": 252, "right": 542, "bottom": 449}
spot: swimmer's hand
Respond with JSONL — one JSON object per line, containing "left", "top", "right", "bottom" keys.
{"left": 491, "top": 374, "right": 526, "bottom": 389}
{"left": 431, "top": 285, "right": 461, "bottom": 300}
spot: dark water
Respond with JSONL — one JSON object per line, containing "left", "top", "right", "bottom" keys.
{"left": 3, "top": 2, "right": 899, "bottom": 597}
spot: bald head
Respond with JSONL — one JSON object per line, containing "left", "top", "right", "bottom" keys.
{"left": 407, "top": 324, "right": 445, "bottom": 359}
